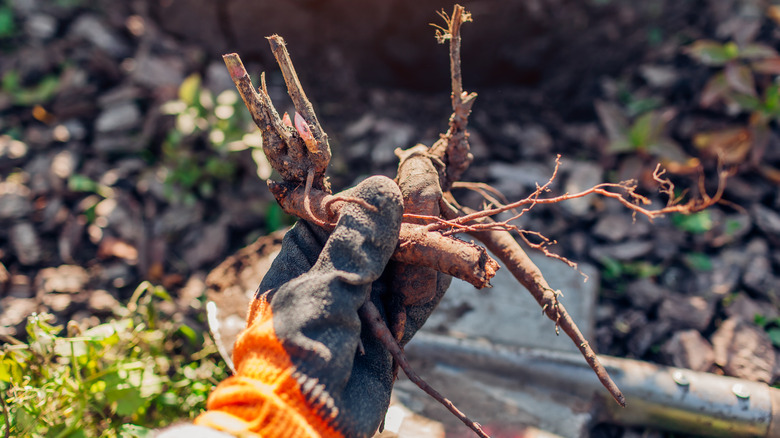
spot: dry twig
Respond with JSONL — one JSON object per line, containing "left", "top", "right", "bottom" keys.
{"left": 359, "top": 300, "right": 489, "bottom": 437}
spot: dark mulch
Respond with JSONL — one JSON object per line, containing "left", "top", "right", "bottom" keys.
{"left": 1, "top": 0, "right": 779, "bottom": 436}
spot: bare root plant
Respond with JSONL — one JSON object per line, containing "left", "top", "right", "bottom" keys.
{"left": 223, "top": 5, "right": 726, "bottom": 437}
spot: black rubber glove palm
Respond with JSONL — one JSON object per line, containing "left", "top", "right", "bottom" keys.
{"left": 194, "top": 175, "right": 450, "bottom": 438}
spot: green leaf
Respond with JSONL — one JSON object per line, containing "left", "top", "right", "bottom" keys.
{"left": 204, "top": 157, "right": 234, "bottom": 180}
{"left": 629, "top": 111, "right": 667, "bottom": 150}
{"left": 46, "top": 423, "right": 68, "bottom": 438}
{"left": 625, "top": 97, "right": 663, "bottom": 117}
{"left": 265, "top": 203, "right": 284, "bottom": 233}
{"left": 767, "top": 328, "right": 780, "bottom": 348}
{"left": 119, "top": 424, "right": 155, "bottom": 438}
{"left": 106, "top": 385, "right": 145, "bottom": 417}
{"left": 672, "top": 211, "right": 713, "bottom": 234}
{"left": 12, "top": 74, "right": 60, "bottom": 105}
{"left": 699, "top": 72, "right": 731, "bottom": 108}
{"left": 764, "top": 84, "right": 780, "bottom": 114}
{"left": 683, "top": 252, "right": 713, "bottom": 271}
{"left": 623, "top": 262, "right": 663, "bottom": 279}
{"left": 686, "top": 40, "right": 737, "bottom": 65}
{"left": 67, "top": 174, "right": 100, "bottom": 194}
{"left": 600, "top": 257, "right": 623, "bottom": 280}
{"left": 731, "top": 93, "right": 761, "bottom": 112}
{"left": 723, "top": 218, "right": 741, "bottom": 234}
{"left": 53, "top": 338, "right": 88, "bottom": 358}
{"left": 156, "top": 392, "right": 179, "bottom": 407}
{"left": 177, "top": 324, "right": 201, "bottom": 346}
{"left": 739, "top": 43, "right": 779, "bottom": 60}
{"left": 178, "top": 74, "right": 201, "bottom": 107}
{"left": 1, "top": 70, "right": 19, "bottom": 92}
{"left": 63, "top": 430, "right": 86, "bottom": 438}
{"left": 4, "top": 356, "right": 25, "bottom": 384}
{"left": 199, "top": 180, "right": 215, "bottom": 198}
{"left": 83, "top": 321, "right": 121, "bottom": 343}
{"left": 0, "top": 359, "right": 11, "bottom": 383}
{"left": 607, "top": 139, "right": 635, "bottom": 153}
{"left": 15, "top": 407, "right": 35, "bottom": 433}
{"left": 0, "top": 284, "right": 230, "bottom": 436}
{"left": 647, "top": 27, "right": 663, "bottom": 46}
{"left": 751, "top": 58, "right": 780, "bottom": 75}
{"left": 0, "top": 6, "right": 15, "bottom": 38}
{"left": 54, "top": 0, "right": 85, "bottom": 8}
{"left": 724, "top": 63, "right": 756, "bottom": 97}
{"left": 724, "top": 41, "right": 740, "bottom": 59}
{"left": 152, "top": 285, "right": 173, "bottom": 301}
{"left": 647, "top": 138, "right": 688, "bottom": 163}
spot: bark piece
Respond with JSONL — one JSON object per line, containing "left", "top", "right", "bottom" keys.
{"left": 589, "top": 240, "right": 654, "bottom": 261}
{"left": 628, "top": 320, "right": 672, "bottom": 358}
{"left": 10, "top": 222, "right": 42, "bottom": 266}
{"left": 183, "top": 218, "right": 230, "bottom": 269}
{"left": 69, "top": 14, "right": 131, "bottom": 58}
{"left": 661, "top": 329, "right": 715, "bottom": 372}
{"left": 88, "top": 289, "right": 121, "bottom": 314}
{"left": 711, "top": 317, "right": 775, "bottom": 383}
{"left": 742, "top": 255, "right": 780, "bottom": 299}
{"left": 626, "top": 278, "right": 668, "bottom": 310}
{"left": 724, "top": 292, "right": 779, "bottom": 322}
{"left": 0, "top": 297, "right": 38, "bottom": 336}
{"left": 561, "top": 162, "right": 602, "bottom": 216}
{"left": 95, "top": 101, "right": 141, "bottom": 133}
{"left": 0, "top": 193, "right": 32, "bottom": 219}
{"left": 36, "top": 265, "right": 90, "bottom": 294}
{"left": 592, "top": 213, "right": 633, "bottom": 242}
{"left": 753, "top": 204, "right": 780, "bottom": 245}
{"left": 657, "top": 293, "right": 715, "bottom": 332}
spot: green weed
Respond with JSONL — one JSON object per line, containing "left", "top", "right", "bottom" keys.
{"left": 671, "top": 210, "right": 713, "bottom": 234}
{"left": 686, "top": 32, "right": 780, "bottom": 166}
{"left": 754, "top": 314, "right": 780, "bottom": 348}
{"left": 159, "top": 74, "right": 271, "bottom": 203}
{"left": 682, "top": 252, "right": 713, "bottom": 271}
{"left": 595, "top": 99, "right": 698, "bottom": 173}
{"left": 0, "top": 5, "right": 15, "bottom": 39}
{"left": 600, "top": 257, "right": 663, "bottom": 281}
{"left": 1, "top": 70, "right": 61, "bottom": 106}
{"left": 0, "top": 282, "right": 228, "bottom": 437}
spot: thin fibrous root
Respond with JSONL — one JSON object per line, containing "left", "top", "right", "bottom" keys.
{"left": 442, "top": 157, "right": 728, "bottom": 231}
{"left": 359, "top": 300, "right": 490, "bottom": 438}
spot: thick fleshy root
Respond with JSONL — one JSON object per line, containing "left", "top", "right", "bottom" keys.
{"left": 267, "top": 181, "right": 499, "bottom": 289}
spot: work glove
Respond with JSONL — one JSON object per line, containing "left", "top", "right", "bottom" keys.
{"left": 190, "top": 175, "right": 451, "bottom": 438}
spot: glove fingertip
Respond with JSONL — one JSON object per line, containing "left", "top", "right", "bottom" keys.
{"left": 319, "top": 176, "right": 403, "bottom": 284}
{"left": 352, "top": 175, "right": 404, "bottom": 217}
{"left": 345, "top": 174, "right": 404, "bottom": 257}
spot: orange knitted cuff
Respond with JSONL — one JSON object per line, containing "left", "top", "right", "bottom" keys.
{"left": 195, "top": 296, "right": 343, "bottom": 438}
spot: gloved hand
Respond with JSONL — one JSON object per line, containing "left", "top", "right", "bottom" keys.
{"left": 190, "top": 175, "right": 451, "bottom": 438}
